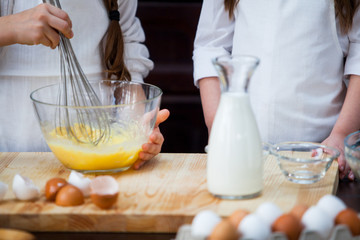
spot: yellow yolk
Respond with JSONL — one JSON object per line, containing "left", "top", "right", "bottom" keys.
{"left": 47, "top": 124, "right": 145, "bottom": 171}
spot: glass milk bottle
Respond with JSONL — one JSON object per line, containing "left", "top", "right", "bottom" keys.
{"left": 207, "top": 55, "right": 263, "bottom": 199}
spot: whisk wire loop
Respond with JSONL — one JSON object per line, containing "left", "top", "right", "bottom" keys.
{"left": 46, "top": 0, "right": 110, "bottom": 145}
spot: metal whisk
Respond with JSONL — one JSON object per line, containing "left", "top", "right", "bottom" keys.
{"left": 46, "top": 0, "right": 110, "bottom": 145}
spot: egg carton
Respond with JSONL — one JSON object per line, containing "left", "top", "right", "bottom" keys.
{"left": 175, "top": 224, "right": 360, "bottom": 240}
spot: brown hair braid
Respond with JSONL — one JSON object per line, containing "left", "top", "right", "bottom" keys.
{"left": 224, "top": 0, "right": 360, "bottom": 34}
{"left": 335, "top": 0, "right": 360, "bottom": 34}
{"left": 224, "top": 0, "right": 239, "bottom": 20}
{"left": 102, "top": 0, "right": 131, "bottom": 80}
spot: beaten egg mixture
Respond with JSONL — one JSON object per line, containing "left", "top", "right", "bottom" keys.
{"left": 46, "top": 124, "right": 146, "bottom": 171}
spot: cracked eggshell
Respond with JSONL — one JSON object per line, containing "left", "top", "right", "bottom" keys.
{"left": 90, "top": 176, "right": 119, "bottom": 209}
{"left": 12, "top": 174, "right": 40, "bottom": 201}
{"left": 0, "top": 181, "right": 8, "bottom": 201}
{"left": 68, "top": 171, "right": 91, "bottom": 197}
{"left": 191, "top": 210, "right": 221, "bottom": 238}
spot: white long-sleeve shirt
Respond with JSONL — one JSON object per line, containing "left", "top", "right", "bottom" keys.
{"left": 0, "top": 0, "right": 154, "bottom": 151}
{"left": 193, "top": 0, "right": 360, "bottom": 144}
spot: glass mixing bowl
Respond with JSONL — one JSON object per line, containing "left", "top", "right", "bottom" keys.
{"left": 344, "top": 131, "right": 360, "bottom": 179}
{"left": 31, "top": 80, "right": 162, "bottom": 173}
{"left": 269, "top": 142, "right": 340, "bottom": 184}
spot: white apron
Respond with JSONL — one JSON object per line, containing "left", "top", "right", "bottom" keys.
{"left": 232, "top": 0, "right": 346, "bottom": 144}
{"left": 0, "top": 0, "right": 108, "bottom": 152}
{"left": 0, "top": 0, "right": 152, "bottom": 152}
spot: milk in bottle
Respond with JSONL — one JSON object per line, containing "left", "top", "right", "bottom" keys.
{"left": 207, "top": 55, "right": 263, "bottom": 199}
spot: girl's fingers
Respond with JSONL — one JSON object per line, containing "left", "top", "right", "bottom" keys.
{"left": 338, "top": 161, "right": 345, "bottom": 173}
{"left": 45, "top": 4, "right": 73, "bottom": 38}
{"left": 348, "top": 170, "right": 355, "bottom": 181}
{"left": 139, "top": 151, "right": 154, "bottom": 161}
{"left": 337, "top": 152, "right": 346, "bottom": 174}
{"left": 43, "top": 25, "right": 60, "bottom": 48}
{"left": 133, "top": 160, "right": 145, "bottom": 170}
{"left": 339, "top": 157, "right": 351, "bottom": 179}
{"left": 133, "top": 109, "right": 169, "bottom": 170}
{"left": 45, "top": 3, "right": 72, "bottom": 28}
{"left": 133, "top": 152, "right": 155, "bottom": 170}
{"left": 149, "top": 129, "right": 164, "bottom": 145}
{"left": 155, "top": 109, "right": 170, "bottom": 127}
{"left": 344, "top": 163, "right": 351, "bottom": 179}
{"left": 142, "top": 142, "right": 161, "bottom": 155}
{"left": 38, "top": 33, "right": 52, "bottom": 48}
{"left": 47, "top": 15, "right": 73, "bottom": 39}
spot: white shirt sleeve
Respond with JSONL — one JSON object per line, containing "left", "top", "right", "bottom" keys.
{"left": 119, "top": 0, "right": 154, "bottom": 82}
{"left": 192, "top": 0, "right": 235, "bottom": 87}
{"left": 344, "top": 6, "right": 360, "bottom": 77}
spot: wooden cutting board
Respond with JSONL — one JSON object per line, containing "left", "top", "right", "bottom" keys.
{"left": 0, "top": 152, "right": 338, "bottom": 233}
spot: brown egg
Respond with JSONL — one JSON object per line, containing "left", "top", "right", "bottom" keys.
{"left": 55, "top": 185, "right": 84, "bottom": 206}
{"left": 90, "top": 176, "right": 119, "bottom": 209}
{"left": 45, "top": 178, "right": 68, "bottom": 201}
{"left": 335, "top": 208, "right": 360, "bottom": 236}
{"left": 209, "top": 219, "right": 239, "bottom": 240}
{"left": 228, "top": 209, "right": 249, "bottom": 228}
{"left": 272, "top": 214, "right": 302, "bottom": 240}
{"left": 290, "top": 204, "right": 309, "bottom": 222}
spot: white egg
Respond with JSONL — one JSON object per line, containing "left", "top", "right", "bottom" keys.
{"left": 0, "top": 181, "right": 8, "bottom": 200}
{"left": 255, "top": 202, "right": 283, "bottom": 226}
{"left": 191, "top": 210, "right": 221, "bottom": 238}
{"left": 301, "top": 206, "right": 334, "bottom": 239}
{"left": 238, "top": 213, "right": 271, "bottom": 240}
{"left": 316, "top": 194, "right": 346, "bottom": 220}
{"left": 68, "top": 170, "right": 91, "bottom": 197}
{"left": 12, "top": 174, "right": 39, "bottom": 200}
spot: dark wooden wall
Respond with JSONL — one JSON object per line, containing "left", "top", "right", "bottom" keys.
{"left": 137, "top": 1, "right": 208, "bottom": 153}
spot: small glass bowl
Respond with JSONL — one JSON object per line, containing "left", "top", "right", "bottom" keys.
{"left": 344, "top": 131, "right": 360, "bottom": 179}
{"left": 269, "top": 142, "right": 340, "bottom": 184}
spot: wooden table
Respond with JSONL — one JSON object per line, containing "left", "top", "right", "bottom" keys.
{"left": 0, "top": 152, "right": 358, "bottom": 240}
{"left": 31, "top": 182, "right": 360, "bottom": 240}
